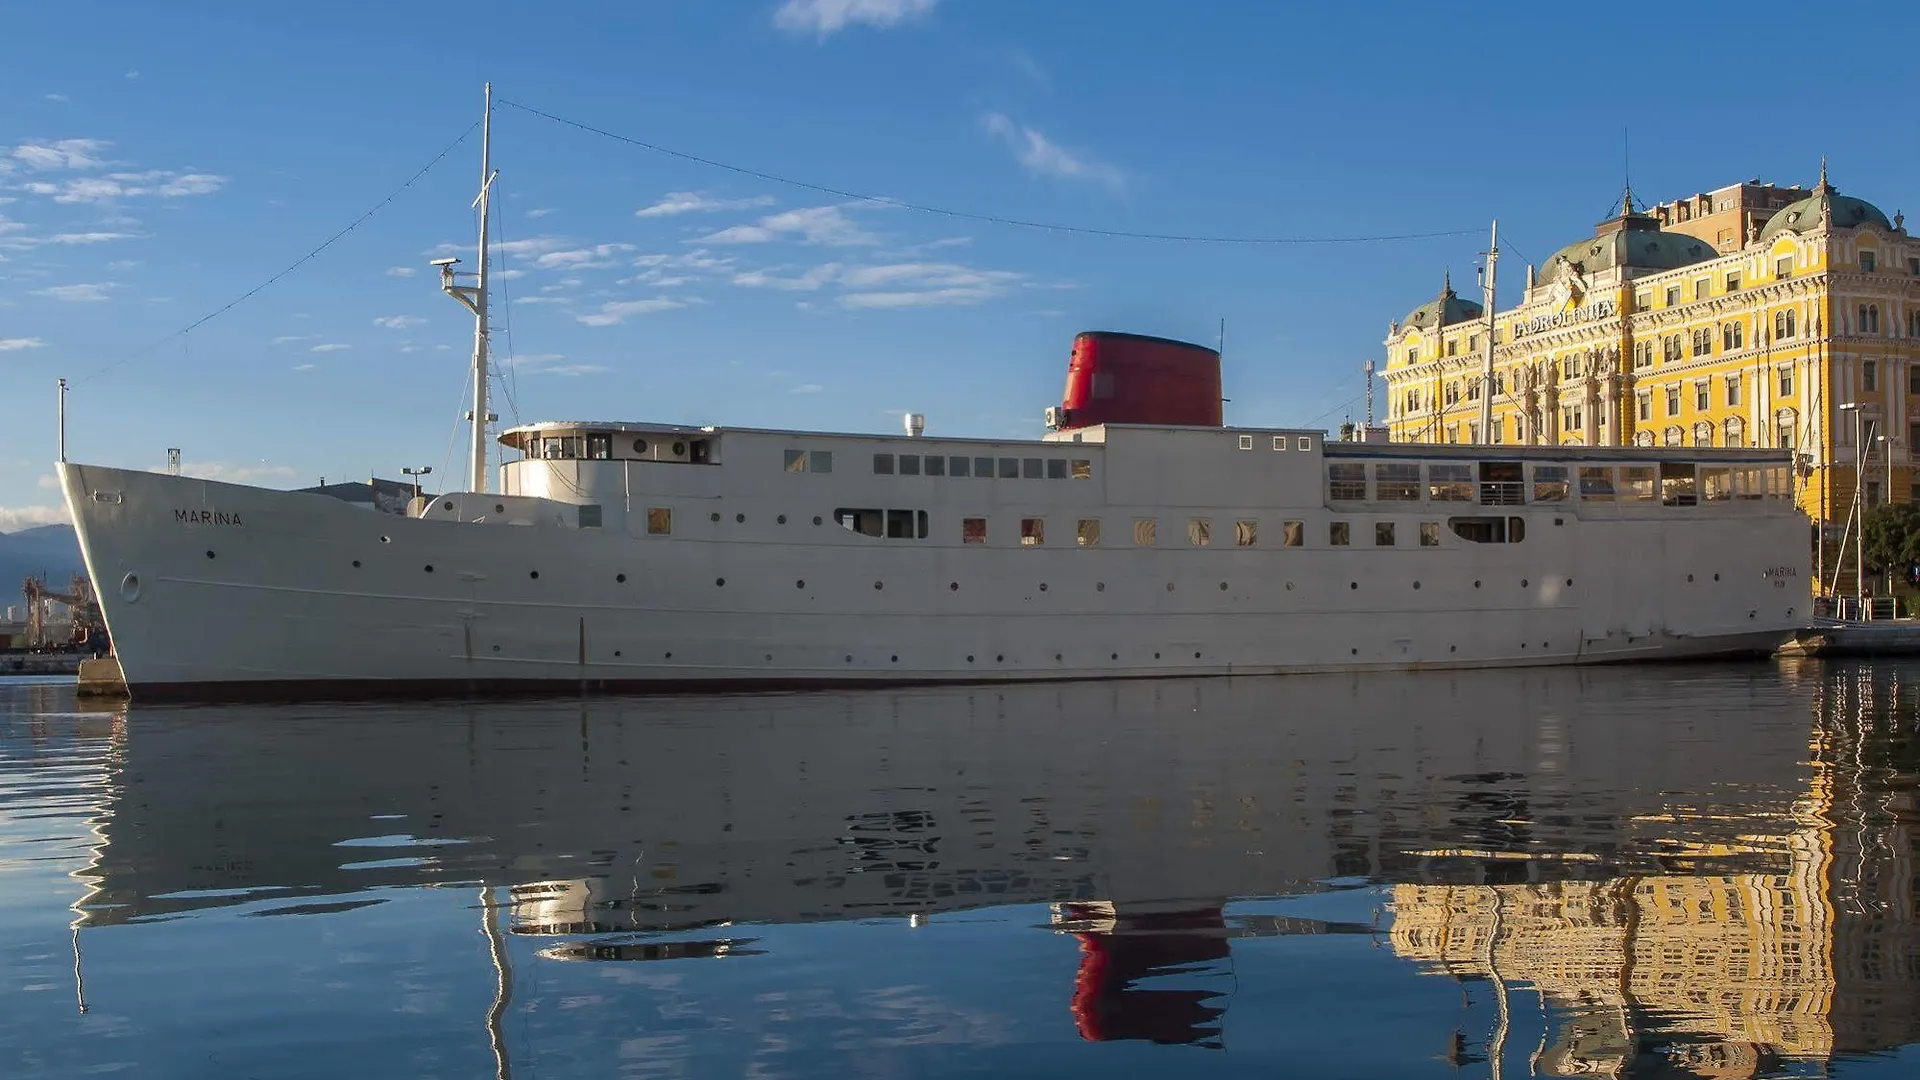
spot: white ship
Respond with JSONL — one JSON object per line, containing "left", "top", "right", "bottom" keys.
{"left": 55, "top": 89, "right": 1811, "bottom": 700}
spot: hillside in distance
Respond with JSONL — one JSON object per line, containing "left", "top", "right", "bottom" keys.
{"left": 0, "top": 525, "right": 85, "bottom": 594}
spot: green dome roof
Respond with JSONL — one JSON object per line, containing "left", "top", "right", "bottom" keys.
{"left": 1536, "top": 221, "right": 1717, "bottom": 286}
{"left": 1757, "top": 186, "right": 1892, "bottom": 243}
{"left": 1400, "top": 277, "right": 1483, "bottom": 330}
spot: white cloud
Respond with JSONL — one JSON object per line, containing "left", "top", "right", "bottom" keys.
{"left": 635, "top": 191, "right": 776, "bottom": 218}
{"left": 385, "top": 266, "right": 416, "bottom": 278}
{"left": 291, "top": 363, "right": 317, "bottom": 371}
{"left": 981, "top": 113, "right": 1123, "bottom": 190}
{"left": 37, "top": 474, "right": 58, "bottom": 490}
{"left": 44, "top": 94, "right": 70, "bottom": 104}
{"left": 269, "top": 334, "right": 309, "bottom": 345}
{"left": 32, "top": 282, "right": 113, "bottom": 302}
{"left": 696, "top": 205, "right": 877, "bottom": 247}
{"left": 513, "top": 296, "right": 571, "bottom": 305}
{"left": 576, "top": 297, "right": 688, "bottom": 326}
{"left": 532, "top": 243, "right": 635, "bottom": 270}
{"left": 841, "top": 288, "right": 1007, "bottom": 309}
{"left": 373, "top": 315, "right": 425, "bottom": 329}
{"left": 774, "top": 0, "right": 938, "bottom": 36}
{"left": 310, "top": 343, "right": 351, "bottom": 353}
{"left": 124, "top": 71, "right": 138, "bottom": 80}
{"left": 790, "top": 383, "right": 824, "bottom": 394}
{"left": 831, "top": 262, "right": 1025, "bottom": 309}
{"left": 18, "top": 169, "right": 228, "bottom": 204}
{"left": 48, "top": 231, "right": 137, "bottom": 244}
{"left": 731, "top": 263, "right": 842, "bottom": 291}
{"left": 525, "top": 207, "right": 556, "bottom": 219}
{"left": 11, "top": 138, "right": 108, "bottom": 170}
{"left": 0, "top": 504, "right": 68, "bottom": 530}
{"left": 517, "top": 353, "right": 609, "bottom": 376}
{"left": 0, "top": 336, "right": 47, "bottom": 351}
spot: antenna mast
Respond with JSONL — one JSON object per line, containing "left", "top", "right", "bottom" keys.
{"left": 438, "top": 82, "right": 498, "bottom": 494}
{"left": 1364, "top": 360, "right": 1375, "bottom": 427}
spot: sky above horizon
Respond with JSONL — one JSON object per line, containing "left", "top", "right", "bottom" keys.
{"left": 5, "top": 0, "right": 1920, "bottom": 529}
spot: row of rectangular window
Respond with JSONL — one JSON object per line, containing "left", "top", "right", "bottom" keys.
{"left": 866, "top": 452, "right": 1093, "bottom": 479}
{"left": 1329, "top": 462, "right": 1793, "bottom": 503}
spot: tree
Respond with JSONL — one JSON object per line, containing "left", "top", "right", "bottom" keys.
{"left": 1862, "top": 503, "right": 1920, "bottom": 581}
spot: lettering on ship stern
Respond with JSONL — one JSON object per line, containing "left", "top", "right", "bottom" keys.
{"left": 174, "top": 508, "right": 244, "bottom": 526}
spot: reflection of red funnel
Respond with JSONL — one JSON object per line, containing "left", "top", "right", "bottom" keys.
{"left": 1062, "top": 902, "right": 1232, "bottom": 1047}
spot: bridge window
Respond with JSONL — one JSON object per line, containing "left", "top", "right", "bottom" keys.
{"left": 1330, "top": 521, "right": 1350, "bottom": 546}
{"left": 949, "top": 456, "right": 970, "bottom": 477}
{"left": 998, "top": 458, "right": 1020, "bottom": 479}
{"left": 1047, "top": 458, "right": 1068, "bottom": 479}
{"left": 586, "top": 434, "right": 612, "bottom": 460}
{"left": 889, "top": 510, "right": 928, "bottom": 539}
{"left": 1133, "top": 518, "right": 1157, "bottom": 546}
{"left": 1235, "top": 520, "right": 1257, "bottom": 546}
{"left": 1622, "top": 465, "right": 1657, "bottom": 501}
{"left": 1429, "top": 464, "right": 1474, "bottom": 501}
{"left": 873, "top": 454, "right": 894, "bottom": 475}
{"left": 1419, "top": 521, "right": 1440, "bottom": 546}
{"left": 1661, "top": 463, "right": 1698, "bottom": 506}
{"left": 1078, "top": 519, "right": 1101, "bottom": 547}
{"left": 1188, "top": 518, "right": 1211, "bottom": 546}
{"left": 1375, "top": 463, "right": 1420, "bottom": 500}
{"left": 1578, "top": 467, "right": 1615, "bottom": 501}
{"left": 578, "top": 505, "right": 602, "bottom": 529}
{"left": 899, "top": 454, "right": 921, "bottom": 476}
{"left": 1021, "top": 518, "right": 1045, "bottom": 545}
{"left": 647, "top": 507, "right": 671, "bottom": 534}
{"left": 1328, "top": 463, "right": 1367, "bottom": 501}
{"left": 785, "top": 449, "right": 808, "bottom": 472}
{"left": 1531, "top": 465, "right": 1569, "bottom": 502}
{"left": 974, "top": 456, "right": 994, "bottom": 478}
{"left": 925, "top": 455, "right": 945, "bottom": 476}
{"left": 963, "top": 517, "right": 987, "bottom": 544}
{"left": 1375, "top": 522, "right": 1395, "bottom": 546}
{"left": 1072, "top": 459, "right": 1092, "bottom": 479}
{"left": 1023, "top": 458, "right": 1043, "bottom": 479}
{"left": 836, "top": 508, "right": 884, "bottom": 537}
{"left": 1283, "top": 521, "right": 1303, "bottom": 547}
{"left": 1701, "top": 466, "right": 1733, "bottom": 501}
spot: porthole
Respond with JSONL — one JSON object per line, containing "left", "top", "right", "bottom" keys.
{"left": 495, "top": 504, "right": 505, "bottom": 514}
{"left": 205, "top": 550, "right": 216, "bottom": 559}
{"left": 443, "top": 501, "right": 454, "bottom": 512}
{"left": 1712, "top": 573, "right": 1720, "bottom": 581}
{"left": 1543, "top": 642, "right": 1549, "bottom": 649}
{"left": 1450, "top": 645, "right": 1457, "bottom": 652}
{"left": 812, "top": 516, "right": 822, "bottom": 526}
{"left": 666, "top": 652, "right": 674, "bottom": 659}
{"left": 967, "top": 655, "right": 975, "bottom": 663}
{"left": 1351, "top": 648, "right": 1358, "bottom": 655}
{"left": 1039, "top": 583, "right": 1048, "bottom": 592}
{"left": 119, "top": 573, "right": 141, "bottom": 603}
{"left": 796, "top": 579, "right": 806, "bottom": 589}
{"left": 1165, "top": 582, "right": 1175, "bottom": 592}
{"left": 1054, "top": 653, "right": 1062, "bottom": 662}
{"left": 1193, "top": 651, "right": 1201, "bottom": 659}
{"left": 1686, "top": 574, "right": 1694, "bottom": 582}
{"left": 1154, "top": 652, "right": 1161, "bottom": 659}
{"left": 1413, "top": 581, "right": 1421, "bottom": 589}
{"left": 492, "top": 644, "right": 500, "bottom": 652}
{"left": 529, "top": 571, "right": 539, "bottom": 580}
{"left": 949, "top": 582, "right": 959, "bottom": 591}
{"left": 1285, "top": 582, "right": 1294, "bottom": 591}
{"left": 1473, "top": 580, "right": 1481, "bottom": 588}
{"left": 1096, "top": 582, "right": 1106, "bottom": 592}
{"left": 671, "top": 441, "right": 686, "bottom": 455}
{"left": 996, "top": 654, "right": 1004, "bottom": 662}
{"left": 891, "top": 655, "right": 899, "bottom": 663}
{"left": 874, "top": 581, "right": 884, "bottom": 590}
{"left": 777, "top": 514, "right": 787, "bottom": 525}
{"left": 633, "top": 438, "right": 648, "bottom": 454}
{"left": 1520, "top": 642, "right": 1527, "bottom": 649}
{"left": 1218, "top": 582, "right": 1227, "bottom": 591}
{"left": 614, "top": 650, "right": 622, "bottom": 657}
{"left": 845, "top": 654, "right": 853, "bottom": 663}
{"left": 1110, "top": 652, "right": 1119, "bottom": 660}
{"left": 1349, "top": 582, "right": 1358, "bottom": 590}
{"left": 715, "top": 577, "right": 725, "bottom": 587}
{"left": 351, "top": 560, "right": 361, "bottom": 568}
{"left": 616, "top": 573, "right": 627, "bottom": 583}
{"left": 1521, "top": 578, "right": 1529, "bottom": 587}
{"left": 1566, "top": 578, "right": 1574, "bottom": 587}
{"left": 380, "top": 535, "right": 391, "bottom": 544}
{"left": 710, "top": 512, "right": 721, "bottom": 522}
{"left": 735, "top": 513, "right": 745, "bottom": 523}
{"left": 424, "top": 565, "right": 434, "bottom": 573}
{"left": 765, "top": 654, "right": 773, "bottom": 661}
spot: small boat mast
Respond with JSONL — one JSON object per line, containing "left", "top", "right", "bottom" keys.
{"left": 434, "top": 82, "right": 499, "bottom": 494}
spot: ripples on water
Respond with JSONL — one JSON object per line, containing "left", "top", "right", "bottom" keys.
{"left": 1, "top": 662, "right": 1916, "bottom": 1078}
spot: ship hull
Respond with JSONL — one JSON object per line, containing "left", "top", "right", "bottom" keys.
{"left": 60, "top": 460, "right": 1806, "bottom": 700}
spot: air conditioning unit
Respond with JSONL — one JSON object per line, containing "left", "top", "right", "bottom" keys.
{"left": 1044, "top": 406, "right": 1061, "bottom": 430}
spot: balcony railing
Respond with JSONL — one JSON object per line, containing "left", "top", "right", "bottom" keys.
{"left": 1479, "top": 482, "right": 1525, "bottom": 506}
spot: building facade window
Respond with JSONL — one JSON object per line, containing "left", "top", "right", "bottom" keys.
{"left": 1722, "top": 321, "right": 1744, "bottom": 351}
{"left": 1725, "top": 375, "right": 1740, "bottom": 407}
{"left": 1666, "top": 387, "right": 1681, "bottom": 415}
{"left": 1865, "top": 360, "right": 1879, "bottom": 392}
{"left": 1778, "top": 367, "right": 1793, "bottom": 397}
{"left": 1694, "top": 382, "right": 1709, "bottom": 411}
{"left": 1638, "top": 392, "right": 1652, "bottom": 421}
{"left": 1775, "top": 309, "right": 1797, "bottom": 339}
{"left": 1692, "top": 328, "right": 1713, "bottom": 357}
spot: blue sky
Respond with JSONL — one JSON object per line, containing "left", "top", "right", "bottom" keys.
{"left": 4, "top": 0, "right": 1919, "bottom": 528}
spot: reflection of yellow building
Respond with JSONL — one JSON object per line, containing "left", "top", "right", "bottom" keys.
{"left": 1388, "top": 669, "right": 1919, "bottom": 1077}
{"left": 1383, "top": 166, "right": 1920, "bottom": 523}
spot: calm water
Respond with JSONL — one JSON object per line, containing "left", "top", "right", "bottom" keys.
{"left": 2, "top": 663, "right": 1916, "bottom": 1079}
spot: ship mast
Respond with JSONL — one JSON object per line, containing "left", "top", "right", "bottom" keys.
{"left": 437, "top": 82, "right": 498, "bottom": 494}
{"left": 1478, "top": 220, "right": 1498, "bottom": 444}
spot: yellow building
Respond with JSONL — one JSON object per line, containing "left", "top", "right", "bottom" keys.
{"left": 1382, "top": 166, "right": 1919, "bottom": 526}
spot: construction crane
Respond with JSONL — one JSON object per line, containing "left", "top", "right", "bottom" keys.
{"left": 21, "top": 574, "right": 107, "bottom": 652}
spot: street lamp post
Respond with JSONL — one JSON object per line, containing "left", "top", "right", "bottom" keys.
{"left": 402, "top": 466, "right": 433, "bottom": 506}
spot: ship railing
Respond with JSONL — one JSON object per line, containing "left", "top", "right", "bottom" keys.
{"left": 1478, "top": 482, "right": 1525, "bottom": 506}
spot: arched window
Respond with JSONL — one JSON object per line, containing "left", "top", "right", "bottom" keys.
{"left": 1634, "top": 430, "right": 1655, "bottom": 447}
{"left": 1664, "top": 425, "right": 1684, "bottom": 447}
{"left": 1775, "top": 408, "right": 1799, "bottom": 450}
{"left": 1868, "top": 304, "right": 1881, "bottom": 334}
{"left": 1724, "top": 416, "right": 1745, "bottom": 447}
{"left": 1775, "top": 309, "right": 1796, "bottom": 339}
{"left": 1693, "top": 421, "right": 1714, "bottom": 447}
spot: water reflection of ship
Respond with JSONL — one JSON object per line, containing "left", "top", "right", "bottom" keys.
{"left": 45, "top": 663, "right": 1914, "bottom": 1061}
{"left": 1388, "top": 660, "right": 1920, "bottom": 1077}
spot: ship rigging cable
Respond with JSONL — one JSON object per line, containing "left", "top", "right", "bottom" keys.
{"left": 76, "top": 122, "right": 481, "bottom": 383}
{"left": 497, "top": 98, "right": 1481, "bottom": 246}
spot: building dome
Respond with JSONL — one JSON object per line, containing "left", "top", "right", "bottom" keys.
{"left": 1756, "top": 182, "right": 1892, "bottom": 243}
{"left": 1535, "top": 222, "right": 1717, "bottom": 287}
{"left": 1400, "top": 275, "right": 1483, "bottom": 330}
